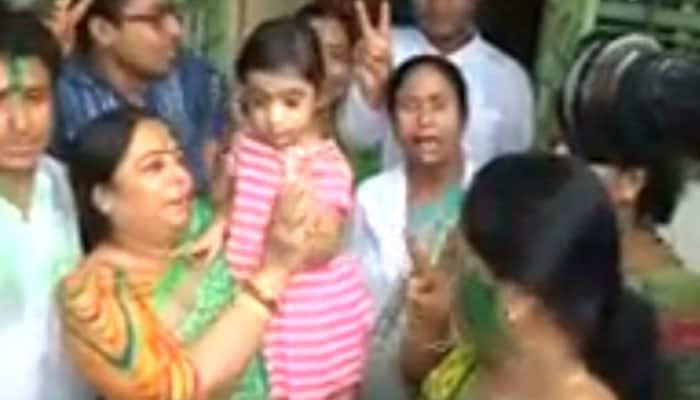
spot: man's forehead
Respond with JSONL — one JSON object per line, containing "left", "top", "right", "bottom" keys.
{"left": 0, "top": 56, "right": 51, "bottom": 90}
{"left": 414, "top": 0, "right": 478, "bottom": 7}
{"left": 122, "top": 0, "right": 171, "bottom": 12}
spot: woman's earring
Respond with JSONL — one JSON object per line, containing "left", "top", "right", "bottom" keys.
{"left": 504, "top": 301, "right": 526, "bottom": 323}
{"left": 504, "top": 297, "right": 535, "bottom": 324}
{"left": 92, "top": 186, "right": 113, "bottom": 215}
{"left": 504, "top": 305, "right": 516, "bottom": 323}
{"left": 96, "top": 197, "right": 113, "bottom": 215}
{"left": 102, "top": 201, "right": 113, "bottom": 214}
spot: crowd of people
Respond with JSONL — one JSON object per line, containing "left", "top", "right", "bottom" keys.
{"left": 1, "top": 0, "right": 699, "bottom": 399}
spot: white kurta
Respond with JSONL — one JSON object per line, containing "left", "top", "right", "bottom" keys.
{"left": 348, "top": 164, "right": 472, "bottom": 400}
{"left": 0, "top": 156, "right": 93, "bottom": 400}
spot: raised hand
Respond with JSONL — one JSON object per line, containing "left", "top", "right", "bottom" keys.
{"left": 405, "top": 237, "right": 454, "bottom": 333}
{"left": 353, "top": 0, "right": 392, "bottom": 108}
{"left": 435, "top": 229, "right": 470, "bottom": 276}
{"left": 407, "top": 228, "right": 468, "bottom": 276}
{"left": 407, "top": 235, "right": 433, "bottom": 277}
{"left": 45, "top": 0, "right": 93, "bottom": 56}
{"left": 263, "top": 166, "right": 316, "bottom": 272}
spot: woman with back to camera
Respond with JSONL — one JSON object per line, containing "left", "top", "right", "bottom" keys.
{"left": 563, "top": 87, "right": 700, "bottom": 399}
{"left": 413, "top": 154, "right": 658, "bottom": 400}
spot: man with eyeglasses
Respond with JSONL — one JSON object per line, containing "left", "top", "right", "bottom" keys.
{"left": 53, "top": 0, "right": 229, "bottom": 194}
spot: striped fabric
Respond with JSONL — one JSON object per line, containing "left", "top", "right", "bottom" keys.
{"left": 226, "top": 135, "right": 372, "bottom": 399}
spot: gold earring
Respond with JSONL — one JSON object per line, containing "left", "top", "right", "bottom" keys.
{"left": 100, "top": 200, "right": 113, "bottom": 214}
{"left": 505, "top": 306, "right": 516, "bottom": 322}
{"left": 505, "top": 303, "right": 526, "bottom": 323}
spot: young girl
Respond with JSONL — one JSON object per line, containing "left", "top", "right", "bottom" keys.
{"left": 227, "top": 17, "right": 372, "bottom": 400}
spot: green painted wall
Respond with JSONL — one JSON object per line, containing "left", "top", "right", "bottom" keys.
{"left": 177, "top": 0, "right": 309, "bottom": 78}
{"left": 533, "top": 0, "right": 599, "bottom": 146}
{"left": 176, "top": 0, "right": 236, "bottom": 76}
{"left": 534, "top": 0, "right": 700, "bottom": 145}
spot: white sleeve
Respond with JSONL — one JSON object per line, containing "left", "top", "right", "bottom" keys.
{"left": 346, "top": 197, "right": 380, "bottom": 295}
{"left": 337, "top": 82, "right": 393, "bottom": 151}
{"left": 497, "top": 67, "right": 535, "bottom": 154}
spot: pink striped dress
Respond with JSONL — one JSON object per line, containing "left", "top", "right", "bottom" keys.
{"left": 226, "top": 134, "right": 373, "bottom": 399}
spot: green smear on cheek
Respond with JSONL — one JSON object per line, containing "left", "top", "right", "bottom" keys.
{"left": 0, "top": 57, "right": 29, "bottom": 198}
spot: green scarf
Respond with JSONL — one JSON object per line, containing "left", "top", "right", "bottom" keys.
{"left": 154, "top": 197, "right": 269, "bottom": 399}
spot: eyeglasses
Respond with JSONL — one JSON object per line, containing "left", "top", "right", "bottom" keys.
{"left": 120, "top": 3, "right": 182, "bottom": 29}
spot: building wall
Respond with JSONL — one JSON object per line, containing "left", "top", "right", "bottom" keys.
{"left": 533, "top": 0, "right": 600, "bottom": 145}
{"left": 535, "top": 0, "right": 700, "bottom": 273}
{"left": 5, "top": 0, "right": 310, "bottom": 76}
{"left": 180, "top": 0, "right": 309, "bottom": 76}
{"left": 240, "top": 0, "right": 308, "bottom": 38}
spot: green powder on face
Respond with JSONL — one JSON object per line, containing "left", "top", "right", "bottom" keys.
{"left": 7, "top": 56, "right": 30, "bottom": 118}
{"left": 9, "top": 55, "right": 28, "bottom": 94}
{"left": 0, "top": 56, "right": 30, "bottom": 202}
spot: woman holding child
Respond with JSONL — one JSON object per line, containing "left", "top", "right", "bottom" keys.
{"left": 58, "top": 15, "right": 370, "bottom": 400}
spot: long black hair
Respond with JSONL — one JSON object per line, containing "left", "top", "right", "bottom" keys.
{"left": 564, "top": 51, "right": 686, "bottom": 225}
{"left": 464, "top": 153, "right": 658, "bottom": 400}
{"left": 69, "top": 107, "right": 156, "bottom": 251}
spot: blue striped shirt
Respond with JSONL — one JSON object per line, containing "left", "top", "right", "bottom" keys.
{"left": 53, "top": 53, "right": 229, "bottom": 192}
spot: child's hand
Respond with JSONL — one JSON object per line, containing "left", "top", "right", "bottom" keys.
{"left": 264, "top": 176, "right": 315, "bottom": 272}
{"left": 173, "top": 215, "right": 226, "bottom": 267}
{"left": 305, "top": 207, "right": 344, "bottom": 266}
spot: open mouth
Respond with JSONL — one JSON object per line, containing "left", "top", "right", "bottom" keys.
{"left": 412, "top": 136, "right": 441, "bottom": 154}
{"left": 166, "top": 190, "right": 193, "bottom": 211}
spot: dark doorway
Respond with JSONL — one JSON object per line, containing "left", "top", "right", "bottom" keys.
{"left": 391, "top": 0, "right": 547, "bottom": 74}
{"left": 477, "top": 0, "right": 547, "bottom": 74}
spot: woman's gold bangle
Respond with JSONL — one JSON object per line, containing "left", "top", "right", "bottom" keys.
{"left": 240, "top": 279, "right": 278, "bottom": 313}
{"left": 238, "top": 291, "right": 272, "bottom": 320}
